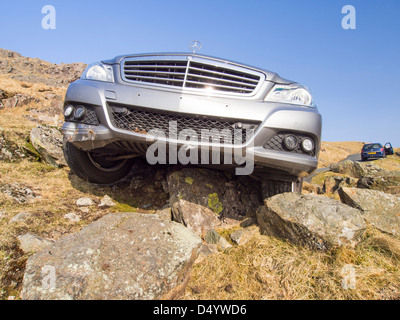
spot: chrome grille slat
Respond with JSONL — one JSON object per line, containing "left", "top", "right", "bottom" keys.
{"left": 124, "top": 75, "right": 185, "bottom": 82}
{"left": 121, "top": 55, "right": 263, "bottom": 96}
{"left": 124, "top": 70, "right": 186, "bottom": 75}
{"left": 185, "top": 80, "right": 254, "bottom": 92}
{"left": 185, "top": 73, "right": 257, "bottom": 88}
{"left": 188, "top": 66, "right": 259, "bottom": 83}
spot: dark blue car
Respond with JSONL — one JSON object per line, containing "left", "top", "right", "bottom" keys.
{"left": 361, "top": 142, "right": 393, "bottom": 161}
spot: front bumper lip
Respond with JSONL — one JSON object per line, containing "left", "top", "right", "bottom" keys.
{"left": 62, "top": 121, "right": 318, "bottom": 176}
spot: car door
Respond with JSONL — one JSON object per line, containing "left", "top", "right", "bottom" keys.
{"left": 384, "top": 142, "right": 394, "bottom": 155}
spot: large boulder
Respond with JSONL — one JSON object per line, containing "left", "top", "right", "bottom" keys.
{"left": 338, "top": 187, "right": 400, "bottom": 237}
{"left": 167, "top": 167, "right": 262, "bottom": 221}
{"left": 330, "top": 160, "right": 366, "bottom": 178}
{"left": 257, "top": 193, "right": 367, "bottom": 250}
{"left": 323, "top": 175, "right": 357, "bottom": 194}
{"left": 29, "top": 125, "right": 66, "bottom": 167}
{"left": 357, "top": 173, "right": 400, "bottom": 195}
{"left": 21, "top": 213, "right": 202, "bottom": 300}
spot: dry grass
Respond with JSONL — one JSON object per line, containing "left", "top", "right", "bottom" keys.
{"left": 318, "top": 141, "right": 364, "bottom": 168}
{"left": 184, "top": 228, "right": 400, "bottom": 300}
{"left": 0, "top": 75, "right": 67, "bottom": 101}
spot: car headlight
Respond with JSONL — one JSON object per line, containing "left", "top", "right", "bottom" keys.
{"left": 265, "top": 84, "right": 315, "bottom": 107}
{"left": 81, "top": 62, "right": 114, "bottom": 82}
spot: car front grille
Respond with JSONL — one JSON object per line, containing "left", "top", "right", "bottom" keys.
{"left": 121, "top": 56, "right": 263, "bottom": 96}
{"left": 108, "top": 103, "right": 259, "bottom": 145}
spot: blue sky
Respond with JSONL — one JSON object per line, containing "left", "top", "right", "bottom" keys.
{"left": 1, "top": 0, "right": 400, "bottom": 146}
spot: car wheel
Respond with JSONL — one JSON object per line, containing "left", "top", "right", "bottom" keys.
{"left": 63, "top": 141, "right": 135, "bottom": 185}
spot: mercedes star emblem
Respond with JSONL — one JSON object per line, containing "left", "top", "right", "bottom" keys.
{"left": 189, "top": 40, "right": 202, "bottom": 53}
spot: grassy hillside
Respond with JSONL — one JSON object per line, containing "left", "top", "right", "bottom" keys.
{"left": 1, "top": 72, "right": 400, "bottom": 300}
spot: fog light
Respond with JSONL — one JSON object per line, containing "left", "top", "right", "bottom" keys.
{"left": 283, "top": 135, "right": 298, "bottom": 151}
{"left": 64, "top": 105, "right": 74, "bottom": 117}
{"left": 74, "top": 105, "right": 86, "bottom": 120}
{"left": 301, "top": 138, "right": 314, "bottom": 152}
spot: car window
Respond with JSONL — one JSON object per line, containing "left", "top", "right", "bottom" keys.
{"left": 363, "top": 144, "right": 381, "bottom": 149}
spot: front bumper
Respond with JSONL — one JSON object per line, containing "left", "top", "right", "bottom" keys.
{"left": 62, "top": 79, "right": 321, "bottom": 177}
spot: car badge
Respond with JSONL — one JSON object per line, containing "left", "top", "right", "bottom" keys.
{"left": 189, "top": 40, "right": 202, "bottom": 53}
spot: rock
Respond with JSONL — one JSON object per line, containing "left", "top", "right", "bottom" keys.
{"left": 21, "top": 213, "right": 202, "bottom": 300}
{"left": 0, "top": 132, "right": 26, "bottom": 162}
{"left": 239, "top": 217, "right": 258, "bottom": 228}
{"left": 204, "top": 229, "right": 232, "bottom": 250}
{"left": 330, "top": 160, "right": 366, "bottom": 179}
{"left": 1, "top": 94, "right": 39, "bottom": 109}
{"left": 230, "top": 226, "right": 258, "bottom": 246}
{"left": 157, "top": 207, "right": 172, "bottom": 221}
{"left": 172, "top": 199, "right": 221, "bottom": 237}
{"left": 215, "top": 235, "right": 232, "bottom": 250}
{"left": 338, "top": 187, "right": 400, "bottom": 237}
{"left": 194, "top": 244, "right": 219, "bottom": 264}
{"left": 204, "top": 229, "right": 221, "bottom": 244}
{"left": 98, "top": 195, "right": 116, "bottom": 207}
{"left": 167, "top": 167, "right": 262, "bottom": 221}
{"left": 0, "top": 49, "right": 87, "bottom": 87}
{"left": 64, "top": 212, "right": 81, "bottom": 222}
{"left": 357, "top": 173, "right": 400, "bottom": 195}
{"left": 29, "top": 125, "right": 66, "bottom": 167}
{"left": 17, "top": 233, "right": 53, "bottom": 254}
{"left": 0, "top": 183, "right": 40, "bottom": 204}
{"left": 257, "top": 193, "right": 367, "bottom": 250}
{"left": 323, "top": 175, "right": 357, "bottom": 194}
{"left": 10, "top": 212, "right": 32, "bottom": 223}
{"left": 76, "top": 197, "right": 94, "bottom": 206}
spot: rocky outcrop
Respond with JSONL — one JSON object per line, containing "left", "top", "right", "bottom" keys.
{"left": 330, "top": 160, "right": 366, "bottom": 178}
{"left": 338, "top": 187, "right": 400, "bottom": 237}
{"left": 21, "top": 212, "right": 202, "bottom": 300}
{"left": 0, "top": 49, "right": 86, "bottom": 87}
{"left": 323, "top": 175, "right": 357, "bottom": 194}
{"left": 29, "top": 125, "right": 66, "bottom": 167}
{"left": 0, "top": 183, "right": 40, "bottom": 204}
{"left": 357, "top": 172, "right": 400, "bottom": 195}
{"left": 0, "top": 93, "right": 39, "bottom": 109}
{"left": 0, "top": 131, "right": 26, "bottom": 162}
{"left": 257, "top": 192, "right": 367, "bottom": 250}
{"left": 167, "top": 167, "right": 262, "bottom": 221}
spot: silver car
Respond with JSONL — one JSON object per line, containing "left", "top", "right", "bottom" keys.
{"left": 62, "top": 52, "right": 322, "bottom": 190}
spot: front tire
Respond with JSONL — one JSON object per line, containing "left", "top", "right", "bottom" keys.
{"left": 63, "top": 141, "right": 135, "bottom": 185}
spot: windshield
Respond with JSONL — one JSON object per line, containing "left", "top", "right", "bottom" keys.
{"left": 363, "top": 144, "right": 382, "bottom": 150}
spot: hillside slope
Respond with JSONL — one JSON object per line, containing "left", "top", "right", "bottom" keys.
{"left": 1, "top": 49, "right": 399, "bottom": 300}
